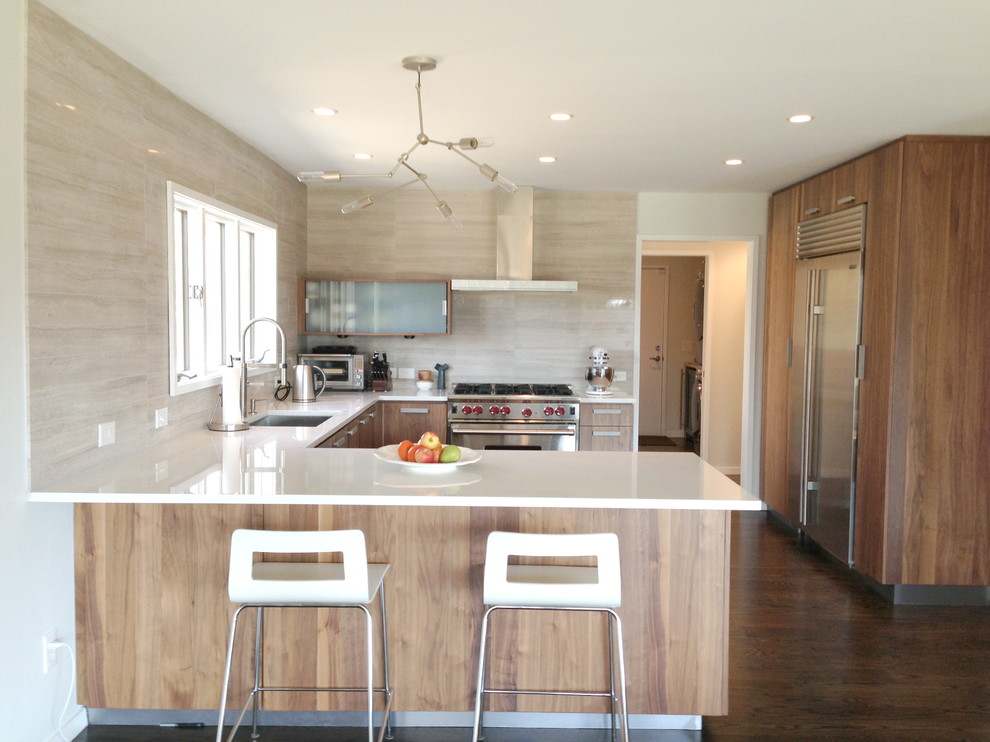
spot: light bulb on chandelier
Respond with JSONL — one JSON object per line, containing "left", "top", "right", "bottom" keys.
{"left": 297, "top": 56, "right": 516, "bottom": 228}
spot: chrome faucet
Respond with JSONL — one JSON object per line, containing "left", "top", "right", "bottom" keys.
{"left": 239, "top": 317, "right": 288, "bottom": 420}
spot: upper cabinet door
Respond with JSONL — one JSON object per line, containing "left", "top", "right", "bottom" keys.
{"left": 301, "top": 279, "right": 451, "bottom": 335}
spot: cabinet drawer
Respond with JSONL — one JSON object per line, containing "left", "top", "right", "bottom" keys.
{"left": 580, "top": 403, "right": 633, "bottom": 427}
{"left": 379, "top": 401, "right": 447, "bottom": 445}
{"left": 579, "top": 426, "right": 634, "bottom": 452}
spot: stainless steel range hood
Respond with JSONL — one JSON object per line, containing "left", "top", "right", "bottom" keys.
{"left": 451, "top": 187, "right": 578, "bottom": 292}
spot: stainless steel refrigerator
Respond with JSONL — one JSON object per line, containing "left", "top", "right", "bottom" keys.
{"left": 787, "top": 205, "right": 866, "bottom": 564}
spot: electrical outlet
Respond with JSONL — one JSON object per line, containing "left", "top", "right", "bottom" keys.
{"left": 155, "top": 407, "right": 168, "bottom": 429}
{"left": 42, "top": 629, "right": 57, "bottom": 673}
{"left": 98, "top": 421, "right": 115, "bottom": 447}
{"left": 615, "top": 371, "right": 627, "bottom": 382}
{"left": 397, "top": 367, "right": 415, "bottom": 379}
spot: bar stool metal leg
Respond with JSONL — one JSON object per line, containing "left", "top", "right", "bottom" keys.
{"left": 379, "top": 587, "right": 394, "bottom": 741}
{"left": 251, "top": 607, "right": 263, "bottom": 740}
{"left": 608, "top": 608, "right": 630, "bottom": 742}
{"left": 471, "top": 605, "right": 496, "bottom": 742}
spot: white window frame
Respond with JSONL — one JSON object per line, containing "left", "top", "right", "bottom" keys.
{"left": 167, "top": 182, "right": 277, "bottom": 396}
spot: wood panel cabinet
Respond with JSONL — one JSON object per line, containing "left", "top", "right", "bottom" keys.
{"left": 762, "top": 135, "right": 990, "bottom": 588}
{"left": 75, "top": 502, "right": 732, "bottom": 716}
{"left": 580, "top": 403, "right": 634, "bottom": 451}
{"left": 379, "top": 401, "right": 447, "bottom": 445}
{"left": 355, "top": 403, "right": 382, "bottom": 448}
{"left": 317, "top": 419, "right": 359, "bottom": 449}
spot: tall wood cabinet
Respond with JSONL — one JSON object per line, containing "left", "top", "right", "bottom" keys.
{"left": 761, "top": 135, "right": 990, "bottom": 588}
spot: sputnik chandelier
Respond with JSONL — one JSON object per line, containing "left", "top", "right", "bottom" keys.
{"left": 297, "top": 56, "right": 517, "bottom": 228}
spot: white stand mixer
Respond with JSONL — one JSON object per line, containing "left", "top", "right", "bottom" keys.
{"left": 585, "top": 346, "right": 615, "bottom": 395}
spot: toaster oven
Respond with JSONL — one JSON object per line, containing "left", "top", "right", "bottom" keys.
{"left": 297, "top": 353, "right": 369, "bottom": 390}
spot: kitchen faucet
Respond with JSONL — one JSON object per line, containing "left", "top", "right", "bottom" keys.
{"left": 240, "top": 317, "right": 288, "bottom": 420}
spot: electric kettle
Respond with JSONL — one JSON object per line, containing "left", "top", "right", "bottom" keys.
{"left": 292, "top": 364, "right": 327, "bottom": 403}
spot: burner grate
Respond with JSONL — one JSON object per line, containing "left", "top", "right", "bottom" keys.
{"left": 450, "top": 382, "right": 574, "bottom": 397}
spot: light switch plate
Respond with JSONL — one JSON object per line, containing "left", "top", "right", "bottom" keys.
{"left": 155, "top": 407, "right": 168, "bottom": 428}
{"left": 98, "top": 421, "right": 115, "bottom": 447}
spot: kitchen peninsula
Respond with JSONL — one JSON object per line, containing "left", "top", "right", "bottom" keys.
{"left": 33, "top": 390, "right": 761, "bottom": 729}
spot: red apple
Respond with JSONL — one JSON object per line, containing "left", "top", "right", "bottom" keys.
{"left": 413, "top": 446, "right": 437, "bottom": 464}
{"left": 418, "top": 431, "right": 442, "bottom": 451}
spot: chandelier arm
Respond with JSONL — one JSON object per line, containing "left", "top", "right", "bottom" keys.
{"left": 447, "top": 146, "right": 483, "bottom": 169}
{"left": 415, "top": 76, "right": 427, "bottom": 137}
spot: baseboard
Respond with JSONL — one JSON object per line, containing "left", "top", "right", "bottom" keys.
{"left": 45, "top": 706, "right": 87, "bottom": 742}
{"left": 88, "top": 708, "right": 702, "bottom": 730}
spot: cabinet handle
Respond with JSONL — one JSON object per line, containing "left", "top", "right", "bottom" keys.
{"left": 304, "top": 298, "right": 310, "bottom": 314}
{"left": 333, "top": 437, "right": 347, "bottom": 447}
{"left": 593, "top": 409, "right": 622, "bottom": 415}
{"left": 592, "top": 430, "right": 621, "bottom": 437}
{"left": 347, "top": 428, "right": 357, "bottom": 436}
{"left": 442, "top": 299, "right": 448, "bottom": 317}
{"left": 803, "top": 206, "right": 821, "bottom": 216}
{"left": 836, "top": 195, "right": 856, "bottom": 205}
{"left": 400, "top": 407, "right": 429, "bottom": 414}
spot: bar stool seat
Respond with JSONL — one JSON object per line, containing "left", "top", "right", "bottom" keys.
{"left": 472, "top": 531, "right": 629, "bottom": 742}
{"left": 216, "top": 528, "right": 393, "bottom": 742}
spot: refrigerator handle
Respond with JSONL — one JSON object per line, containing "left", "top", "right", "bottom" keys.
{"left": 856, "top": 344, "right": 866, "bottom": 380}
{"left": 786, "top": 338, "right": 793, "bottom": 367}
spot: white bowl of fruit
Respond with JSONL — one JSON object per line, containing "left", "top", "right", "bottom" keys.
{"left": 374, "top": 432, "right": 481, "bottom": 473}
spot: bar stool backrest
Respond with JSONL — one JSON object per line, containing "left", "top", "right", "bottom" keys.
{"left": 228, "top": 528, "right": 373, "bottom": 604}
{"left": 483, "top": 531, "right": 621, "bottom": 608}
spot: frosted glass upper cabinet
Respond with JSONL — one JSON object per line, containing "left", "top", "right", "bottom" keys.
{"left": 300, "top": 279, "right": 451, "bottom": 335}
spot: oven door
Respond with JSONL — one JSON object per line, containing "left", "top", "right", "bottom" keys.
{"left": 448, "top": 422, "right": 578, "bottom": 452}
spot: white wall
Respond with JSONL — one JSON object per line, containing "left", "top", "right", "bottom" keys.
{"left": 0, "top": 1, "right": 82, "bottom": 739}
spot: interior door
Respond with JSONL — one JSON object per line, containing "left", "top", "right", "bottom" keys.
{"left": 638, "top": 266, "right": 668, "bottom": 437}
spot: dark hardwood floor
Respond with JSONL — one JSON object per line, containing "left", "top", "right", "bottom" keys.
{"left": 73, "top": 512, "right": 990, "bottom": 742}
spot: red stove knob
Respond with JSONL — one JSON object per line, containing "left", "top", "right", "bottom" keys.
{"left": 521, "top": 408, "right": 533, "bottom": 418}
{"left": 461, "top": 405, "right": 473, "bottom": 415}
{"left": 500, "top": 405, "right": 511, "bottom": 415}
{"left": 543, "top": 406, "right": 555, "bottom": 417}
{"left": 489, "top": 405, "right": 501, "bottom": 416}
{"left": 555, "top": 406, "right": 566, "bottom": 417}
{"left": 472, "top": 405, "right": 484, "bottom": 415}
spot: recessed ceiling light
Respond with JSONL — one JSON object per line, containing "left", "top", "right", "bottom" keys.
{"left": 538, "top": 156, "right": 557, "bottom": 163}
{"left": 788, "top": 113, "right": 814, "bottom": 124}
{"left": 312, "top": 107, "right": 338, "bottom": 116}
{"left": 549, "top": 113, "right": 573, "bottom": 121}
{"left": 353, "top": 153, "right": 373, "bottom": 160}
{"left": 725, "top": 158, "right": 744, "bottom": 166}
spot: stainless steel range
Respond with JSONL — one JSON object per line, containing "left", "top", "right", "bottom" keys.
{"left": 447, "top": 383, "right": 579, "bottom": 451}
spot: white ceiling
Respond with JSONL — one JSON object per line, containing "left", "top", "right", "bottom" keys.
{"left": 39, "top": 0, "right": 990, "bottom": 193}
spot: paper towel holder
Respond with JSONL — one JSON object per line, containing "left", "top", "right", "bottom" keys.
{"left": 208, "top": 357, "right": 250, "bottom": 432}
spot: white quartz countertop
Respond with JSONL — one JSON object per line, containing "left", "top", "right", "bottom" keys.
{"left": 30, "top": 382, "right": 759, "bottom": 510}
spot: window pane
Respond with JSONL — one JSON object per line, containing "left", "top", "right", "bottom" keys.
{"left": 168, "top": 182, "right": 278, "bottom": 396}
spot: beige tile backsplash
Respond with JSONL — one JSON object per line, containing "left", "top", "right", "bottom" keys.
{"left": 25, "top": 1, "right": 637, "bottom": 487}
{"left": 305, "top": 188, "right": 637, "bottom": 386}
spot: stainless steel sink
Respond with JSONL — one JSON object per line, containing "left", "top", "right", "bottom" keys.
{"left": 249, "top": 413, "right": 331, "bottom": 427}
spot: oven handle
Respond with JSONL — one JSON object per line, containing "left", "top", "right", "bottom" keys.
{"left": 449, "top": 426, "right": 576, "bottom": 436}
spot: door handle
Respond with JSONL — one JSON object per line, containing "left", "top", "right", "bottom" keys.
{"left": 649, "top": 355, "right": 662, "bottom": 362}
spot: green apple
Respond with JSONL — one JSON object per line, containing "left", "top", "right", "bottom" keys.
{"left": 439, "top": 445, "right": 462, "bottom": 463}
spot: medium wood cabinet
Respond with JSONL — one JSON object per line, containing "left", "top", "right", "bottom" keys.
{"left": 761, "top": 135, "right": 990, "bottom": 588}
{"left": 379, "top": 401, "right": 447, "bottom": 445}
{"left": 355, "top": 403, "right": 382, "bottom": 448}
{"left": 579, "top": 403, "right": 634, "bottom": 451}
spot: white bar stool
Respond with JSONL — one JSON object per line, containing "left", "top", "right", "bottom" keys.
{"left": 216, "top": 529, "right": 393, "bottom": 742}
{"left": 471, "top": 531, "right": 629, "bottom": 742}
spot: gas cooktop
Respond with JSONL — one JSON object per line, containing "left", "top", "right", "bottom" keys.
{"left": 450, "top": 383, "right": 574, "bottom": 397}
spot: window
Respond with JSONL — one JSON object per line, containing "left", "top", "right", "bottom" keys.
{"left": 168, "top": 182, "right": 277, "bottom": 395}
